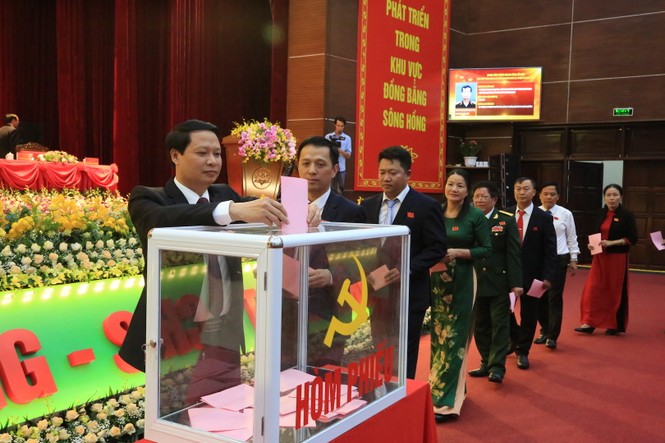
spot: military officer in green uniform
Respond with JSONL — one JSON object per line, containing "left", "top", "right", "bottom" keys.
{"left": 468, "top": 181, "right": 523, "bottom": 383}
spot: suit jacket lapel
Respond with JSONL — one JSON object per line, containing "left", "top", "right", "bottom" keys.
{"left": 164, "top": 178, "right": 188, "bottom": 204}
{"left": 391, "top": 189, "right": 413, "bottom": 224}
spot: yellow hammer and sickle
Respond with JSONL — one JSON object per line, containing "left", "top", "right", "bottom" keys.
{"left": 323, "top": 255, "right": 369, "bottom": 347}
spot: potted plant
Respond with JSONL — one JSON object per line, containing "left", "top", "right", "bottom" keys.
{"left": 458, "top": 139, "right": 482, "bottom": 167}
{"left": 227, "top": 119, "right": 297, "bottom": 198}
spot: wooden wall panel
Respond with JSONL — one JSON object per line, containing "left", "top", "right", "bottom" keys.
{"left": 286, "top": 55, "right": 325, "bottom": 120}
{"left": 519, "top": 129, "right": 566, "bottom": 159}
{"left": 575, "top": 0, "right": 665, "bottom": 20}
{"left": 570, "top": 127, "right": 623, "bottom": 159}
{"left": 288, "top": 0, "right": 327, "bottom": 56}
{"left": 567, "top": 76, "right": 665, "bottom": 123}
{"left": 539, "top": 82, "right": 568, "bottom": 123}
{"left": 465, "top": 0, "right": 573, "bottom": 33}
{"left": 571, "top": 16, "right": 665, "bottom": 80}
{"left": 626, "top": 124, "right": 665, "bottom": 159}
{"left": 464, "top": 26, "right": 570, "bottom": 81}
{"left": 327, "top": 0, "right": 358, "bottom": 60}
{"left": 324, "top": 57, "right": 356, "bottom": 129}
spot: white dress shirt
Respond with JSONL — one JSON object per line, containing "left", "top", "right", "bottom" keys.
{"left": 539, "top": 204, "right": 580, "bottom": 260}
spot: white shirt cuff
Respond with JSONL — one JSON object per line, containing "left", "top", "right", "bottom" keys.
{"left": 212, "top": 201, "right": 233, "bottom": 226}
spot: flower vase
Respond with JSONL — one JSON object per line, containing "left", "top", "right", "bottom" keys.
{"left": 463, "top": 156, "right": 478, "bottom": 167}
{"left": 241, "top": 158, "right": 284, "bottom": 199}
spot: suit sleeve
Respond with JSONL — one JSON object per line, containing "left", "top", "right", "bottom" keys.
{"left": 410, "top": 199, "right": 447, "bottom": 274}
{"left": 542, "top": 213, "right": 558, "bottom": 282}
{"left": 469, "top": 211, "right": 492, "bottom": 260}
{"left": 129, "top": 186, "right": 222, "bottom": 246}
{"left": 505, "top": 216, "right": 523, "bottom": 289}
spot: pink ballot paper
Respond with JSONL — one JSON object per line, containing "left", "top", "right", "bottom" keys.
{"left": 368, "top": 264, "right": 390, "bottom": 290}
{"left": 527, "top": 279, "right": 547, "bottom": 298}
{"left": 509, "top": 292, "right": 517, "bottom": 312}
{"left": 588, "top": 233, "right": 603, "bottom": 255}
{"left": 280, "top": 176, "right": 309, "bottom": 233}
{"left": 200, "top": 383, "right": 254, "bottom": 411}
{"left": 650, "top": 231, "right": 665, "bottom": 251}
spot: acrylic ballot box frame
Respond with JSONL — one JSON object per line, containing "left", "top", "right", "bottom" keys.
{"left": 144, "top": 222, "right": 410, "bottom": 443}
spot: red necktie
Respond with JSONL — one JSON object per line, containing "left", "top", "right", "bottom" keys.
{"left": 517, "top": 209, "right": 525, "bottom": 244}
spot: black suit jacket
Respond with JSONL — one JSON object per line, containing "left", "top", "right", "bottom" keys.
{"left": 119, "top": 178, "right": 247, "bottom": 371}
{"left": 592, "top": 204, "right": 638, "bottom": 254}
{"left": 361, "top": 188, "right": 447, "bottom": 312}
{"left": 322, "top": 192, "right": 366, "bottom": 223}
{"left": 507, "top": 205, "right": 557, "bottom": 292}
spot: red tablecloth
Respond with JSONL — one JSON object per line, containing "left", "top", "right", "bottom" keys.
{"left": 0, "top": 159, "right": 119, "bottom": 191}
{"left": 137, "top": 379, "right": 437, "bottom": 443}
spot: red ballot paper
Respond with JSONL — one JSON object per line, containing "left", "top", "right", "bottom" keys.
{"left": 527, "top": 279, "right": 547, "bottom": 298}
{"left": 588, "top": 233, "right": 603, "bottom": 255}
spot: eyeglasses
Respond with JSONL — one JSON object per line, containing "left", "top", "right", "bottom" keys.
{"left": 474, "top": 195, "right": 493, "bottom": 201}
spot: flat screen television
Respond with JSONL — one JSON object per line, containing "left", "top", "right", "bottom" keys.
{"left": 448, "top": 67, "right": 542, "bottom": 121}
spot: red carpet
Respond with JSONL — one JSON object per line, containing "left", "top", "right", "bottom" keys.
{"left": 415, "top": 269, "right": 665, "bottom": 443}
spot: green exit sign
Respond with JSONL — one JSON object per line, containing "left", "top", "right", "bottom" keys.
{"left": 613, "top": 107, "right": 633, "bottom": 117}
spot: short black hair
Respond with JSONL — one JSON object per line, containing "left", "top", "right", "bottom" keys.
{"left": 165, "top": 119, "right": 219, "bottom": 154}
{"left": 540, "top": 181, "right": 560, "bottom": 194}
{"left": 472, "top": 180, "right": 499, "bottom": 199}
{"left": 603, "top": 183, "right": 623, "bottom": 196}
{"left": 514, "top": 176, "right": 537, "bottom": 190}
{"left": 461, "top": 85, "right": 473, "bottom": 92}
{"left": 379, "top": 146, "right": 411, "bottom": 171}
{"left": 297, "top": 135, "right": 339, "bottom": 165}
{"left": 334, "top": 116, "right": 347, "bottom": 125}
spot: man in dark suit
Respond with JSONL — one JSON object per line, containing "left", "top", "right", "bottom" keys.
{"left": 119, "top": 119, "right": 317, "bottom": 374}
{"left": 468, "top": 181, "right": 522, "bottom": 383}
{"left": 281, "top": 136, "right": 366, "bottom": 366}
{"left": 0, "top": 113, "right": 20, "bottom": 157}
{"left": 361, "top": 146, "right": 447, "bottom": 379}
{"left": 507, "top": 177, "right": 557, "bottom": 370}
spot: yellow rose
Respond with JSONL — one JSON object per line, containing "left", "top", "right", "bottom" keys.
{"left": 75, "top": 425, "right": 86, "bottom": 435}
{"left": 0, "top": 434, "right": 13, "bottom": 443}
{"left": 51, "top": 416, "right": 64, "bottom": 427}
{"left": 83, "top": 433, "right": 98, "bottom": 443}
{"left": 65, "top": 409, "right": 79, "bottom": 421}
{"left": 37, "top": 419, "right": 49, "bottom": 430}
{"left": 109, "top": 426, "right": 121, "bottom": 437}
{"left": 122, "top": 423, "right": 136, "bottom": 435}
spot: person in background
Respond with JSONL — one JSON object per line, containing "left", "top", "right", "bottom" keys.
{"left": 324, "top": 116, "right": 352, "bottom": 193}
{"left": 507, "top": 177, "right": 557, "bottom": 370}
{"left": 575, "top": 184, "right": 638, "bottom": 336}
{"left": 468, "top": 181, "right": 522, "bottom": 384}
{"left": 455, "top": 85, "right": 476, "bottom": 108}
{"left": 534, "top": 182, "right": 580, "bottom": 349}
{"left": 0, "top": 113, "right": 20, "bottom": 157}
{"left": 360, "top": 146, "right": 446, "bottom": 380}
{"left": 119, "top": 119, "right": 320, "bottom": 374}
{"left": 429, "top": 169, "right": 491, "bottom": 422}
{"left": 282, "top": 135, "right": 365, "bottom": 366}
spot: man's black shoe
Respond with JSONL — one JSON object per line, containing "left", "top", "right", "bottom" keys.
{"left": 516, "top": 354, "right": 530, "bottom": 370}
{"left": 488, "top": 372, "right": 504, "bottom": 383}
{"left": 533, "top": 335, "right": 547, "bottom": 345}
{"left": 468, "top": 367, "right": 489, "bottom": 377}
{"left": 545, "top": 339, "right": 557, "bottom": 349}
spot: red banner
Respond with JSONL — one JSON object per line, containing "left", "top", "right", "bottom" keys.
{"left": 355, "top": 0, "right": 450, "bottom": 193}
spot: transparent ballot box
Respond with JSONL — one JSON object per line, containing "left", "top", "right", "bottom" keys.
{"left": 144, "top": 222, "right": 410, "bottom": 443}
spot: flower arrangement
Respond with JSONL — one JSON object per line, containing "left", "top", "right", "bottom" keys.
{"left": 0, "top": 386, "right": 145, "bottom": 443}
{"left": 230, "top": 119, "right": 297, "bottom": 163}
{"left": 457, "top": 139, "right": 483, "bottom": 157}
{"left": 36, "top": 151, "right": 79, "bottom": 163}
{"left": 0, "top": 189, "right": 143, "bottom": 291}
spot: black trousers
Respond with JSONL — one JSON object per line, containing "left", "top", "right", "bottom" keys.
{"left": 538, "top": 254, "right": 570, "bottom": 340}
{"left": 510, "top": 293, "right": 539, "bottom": 356}
{"left": 473, "top": 294, "right": 510, "bottom": 375}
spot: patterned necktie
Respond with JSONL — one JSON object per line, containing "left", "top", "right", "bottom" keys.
{"left": 517, "top": 209, "right": 525, "bottom": 244}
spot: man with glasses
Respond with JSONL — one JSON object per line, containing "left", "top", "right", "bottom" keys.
{"left": 468, "top": 181, "right": 522, "bottom": 383}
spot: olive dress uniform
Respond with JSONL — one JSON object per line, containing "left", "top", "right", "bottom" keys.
{"left": 473, "top": 209, "right": 522, "bottom": 377}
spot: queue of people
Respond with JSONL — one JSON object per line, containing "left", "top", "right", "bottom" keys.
{"left": 118, "top": 120, "right": 641, "bottom": 429}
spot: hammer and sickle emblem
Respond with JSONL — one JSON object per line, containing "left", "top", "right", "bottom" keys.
{"left": 323, "top": 255, "right": 369, "bottom": 347}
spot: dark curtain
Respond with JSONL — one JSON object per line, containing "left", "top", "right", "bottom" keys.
{"left": 0, "top": 0, "right": 278, "bottom": 194}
